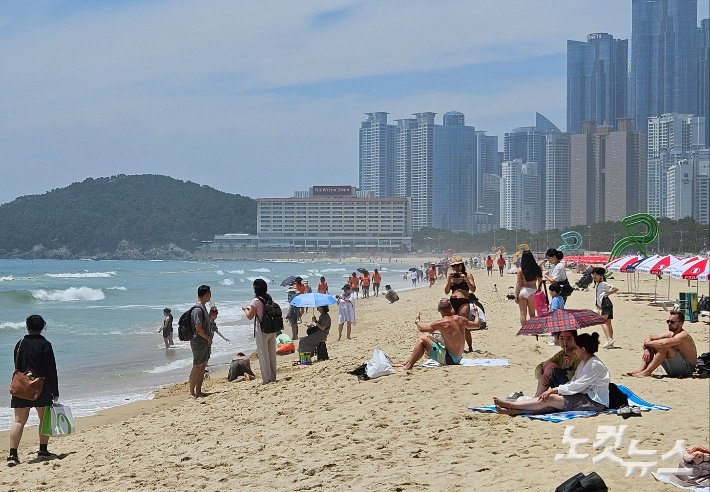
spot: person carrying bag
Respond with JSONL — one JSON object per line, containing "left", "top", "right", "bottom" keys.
{"left": 7, "top": 315, "right": 60, "bottom": 467}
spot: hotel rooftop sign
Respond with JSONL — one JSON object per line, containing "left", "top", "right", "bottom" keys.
{"left": 311, "top": 186, "right": 353, "bottom": 196}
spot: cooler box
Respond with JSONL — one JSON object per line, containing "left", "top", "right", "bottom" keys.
{"left": 678, "top": 292, "right": 699, "bottom": 323}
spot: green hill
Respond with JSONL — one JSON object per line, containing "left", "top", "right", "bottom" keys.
{"left": 0, "top": 174, "right": 256, "bottom": 256}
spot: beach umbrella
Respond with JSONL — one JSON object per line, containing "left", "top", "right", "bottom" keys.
{"left": 289, "top": 293, "right": 337, "bottom": 308}
{"left": 357, "top": 268, "right": 369, "bottom": 275}
{"left": 604, "top": 256, "right": 630, "bottom": 270}
{"left": 632, "top": 255, "right": 661, "bottom": 274}
{"left": 578, "top": 256, "right": 608, "bottom": 265}
{"left": 669, "top": 256, "right": 703, "bottom": 279}
{"left": 679, "top": 258, "right": 709, "bottom": 281}
{"left": 636, "top": 255, "right": 679, "bottom": 275}
{"left": 607, "top": 256, "right": 642, "bottom": 273}
{"left": 621, "top": 256, "right": 647, "bottom": 273}
{"left": 517, "top": 309, "right": 608, "bottom": 336}
{"left": 280, "top": 275, "right": 298, "bottom": 287}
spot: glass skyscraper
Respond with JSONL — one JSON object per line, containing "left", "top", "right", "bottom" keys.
{"left": 432, "top": 112, "right": 476, "bottom": 232}
{"left": 630, "top": 0, "right": 699, "bottom": 131}
{"left": 567, "top": 33, "right": 628, "bottom": 134}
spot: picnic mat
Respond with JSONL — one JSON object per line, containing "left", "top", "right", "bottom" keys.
{"left": 469, "top": 385, "right": 671, "bottom": 422}
{"left": 651, "top": 472, "right": 709, "bottom": 491}
{"left": 423, "top": 358, "right": 509, "bottom": 368}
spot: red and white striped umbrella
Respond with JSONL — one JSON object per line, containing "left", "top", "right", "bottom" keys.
{"left": 636, "top": 255, "right": 682, "bottom": 275}
{"left": 669, "top": 256, "right": 703, "bottom": 279}
{"left": 606, "top": 255, "right": 643, "bottom": 273}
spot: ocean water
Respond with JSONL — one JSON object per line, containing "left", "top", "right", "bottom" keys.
{"left": 0, "top": 258, "right": 421, "bottom": 430}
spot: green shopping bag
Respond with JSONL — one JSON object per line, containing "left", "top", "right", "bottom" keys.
{"left": 41, "top": 403, "right": 75, "bottom": 436}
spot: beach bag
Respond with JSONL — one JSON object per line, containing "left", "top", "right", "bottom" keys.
{"left": 559, "top": 278, "right": 574, "bottom": 297}
{"left": 40, "top": 403, "right": 75, "bottom": 436}
{"left": 607, "top": 383, "right": 628, "bottom": 409}
{"left": 177, "top": 306, "right": 199, "bottom": 341}
{"left": 9, "top": 340, "right": 45, "bottom": 401}
{"left": 555, "top": 472, "right": 607, "bottom": 492}
{"left": 696, "top": 353, "right": 710, "bottom": 377}
{"left": 533, "top": 282, "right": 549, "bottom": 316}
{"left": 256, "top": 296, "right": 283, "bottom": 334}
{"left": 316, "top": 341, "right": 329, "bottom": 361}
{"left": 365, "top": 349, "right": 395, "bottom": 379}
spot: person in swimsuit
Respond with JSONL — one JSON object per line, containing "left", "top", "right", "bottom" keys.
{"left": 515, "top": 250, "right": 543, "bottom": 327}
{"left": 627, "top": 310, "right": 697, "bottom": 378}
{"left": 160, "top": 308, "right": 174, "bottom": 348}
{"left": 394, "top": 298, "right": 480, "bottom": 371}
{"left": 444, "top": 255, "right": 477, "bottom": 352}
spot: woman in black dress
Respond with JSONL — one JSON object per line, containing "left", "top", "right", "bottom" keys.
{"left": 8, "top": 315, "right": 59, "bottom": 466}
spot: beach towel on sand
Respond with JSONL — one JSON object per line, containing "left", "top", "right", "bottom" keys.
{"left": 651, "top": 472, "right": 709, "bottom": 492}
{"left": 468, "top": 385, "right": 670, "bottom": 422}
{"left": 423, "top": 358, "right": 509, "bottom": 368}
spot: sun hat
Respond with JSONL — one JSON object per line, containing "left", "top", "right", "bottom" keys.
{"left": 450, "top": 255, "right": 464, "bottom": 266}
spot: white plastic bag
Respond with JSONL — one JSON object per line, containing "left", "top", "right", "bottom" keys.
{"left": 41, "top": 403, "right": 76, "bottom": 436}
{"left": 365, "top": 349, "right": 395, "bottom": 379}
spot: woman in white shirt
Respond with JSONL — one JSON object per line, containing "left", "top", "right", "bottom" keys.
{"left": 544, "top": 248, "right": 572, "bottom": 301}
{"left": 494, "top": 332, "right": 610, "bottom": 415}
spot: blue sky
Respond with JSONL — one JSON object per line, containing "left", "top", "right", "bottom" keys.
{"left": 0, "top": 0, "right": 708, "bottom": 203}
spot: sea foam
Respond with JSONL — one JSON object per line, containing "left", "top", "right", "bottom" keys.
{"left": 46, "top": 271, "right": 117, "bottom": 279}
{"left": 31, "top": 287, "right": 106, "bottom": 302}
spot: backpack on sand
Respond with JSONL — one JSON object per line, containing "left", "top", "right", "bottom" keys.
{"left": 177, "top": 306, "right": 199, "bottom": 341}
{"left": 256, "top": 296, "right": 283, "bottom": 334}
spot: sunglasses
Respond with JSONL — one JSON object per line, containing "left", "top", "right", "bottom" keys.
{"left": 666, "top": 320, "right": 678, "bottom": 325}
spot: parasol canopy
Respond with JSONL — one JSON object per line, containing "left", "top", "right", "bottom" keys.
{"left": 280, "top": 275, "right": 298, "bottom": 287}
{"left": 679, "top": 258, "right": 709, "bottom": 281}
{"left": 357, "top": 268, "right": 369, "bottom": 275}
{"left": 289, "top": 293, "right": 337, "bottom": 308}
{"left": 517, "top": 309, "right": 608, "bottom": 336}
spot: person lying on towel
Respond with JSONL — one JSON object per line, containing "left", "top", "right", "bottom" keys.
{"left": 394, "top": 298, "right": 480, "bottom": 371}
{"left": 493, "top": 332, "right": 609, "bottom": 416}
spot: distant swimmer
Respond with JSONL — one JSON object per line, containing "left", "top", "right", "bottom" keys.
{"left": 160, "top": 308, "right": 175, "bottom": 348}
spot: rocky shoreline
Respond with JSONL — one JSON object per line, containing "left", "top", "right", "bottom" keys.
{"left": 0, "top": 240, "right": 197, "bottom": 261}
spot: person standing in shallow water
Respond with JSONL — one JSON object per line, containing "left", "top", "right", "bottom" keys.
{"left": 8, "top": 315, "right": 60, "bottom": 467}
{"left": 160, "top": 308, "right": 174, "bottom": 348}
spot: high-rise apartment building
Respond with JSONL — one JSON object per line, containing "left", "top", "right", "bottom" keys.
{"left": 700, "top": 19, "right": 710, "bottom": 146}
{"left": 666, "top": 160, "right": 694, "bottom": 220}
{"left": 567, "top": 33, "right": 628, "bottom": 134}
{"left": 545, "top": 132, "right": 572, "bottom": 230}
{"left": 693, "top": 149, "right": 710, "bottom": 224}
{"left": 571, "top": 120, "right": 645, "bottom": 225}
{"left": 432, "top": 112, "right": 476, "bottom": 232}
{"left": 630, "top": 0, "right": 699, "bottom": 131}
{"left": 410, "top": 112, "right": 436, "bottom": 231}
{"left": 500, "top": 160, "right": 542, "bottom": 233}
{"left": 482, "top": 173, "right": 502, "bottom": 229}
{"left": 395, "top": 118, "right": 417, "bottom": 198}
{"left": 359, "top": 112, "right": 397, "bottom": 197}
{"left": 474, "top": 131, "right": 499, "bottom": 212}
{"left": 646, "top": 113, "right": 706, "bottom": 218}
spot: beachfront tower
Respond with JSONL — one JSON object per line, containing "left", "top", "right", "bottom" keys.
{"left": 359, "top": 112, "right": 398, "bottom": 197}
{"left": 500, "top": 159, "right": 542, "bottom": 233}
{"left": 630, "top": 0, "right": 699, "bottom": 132}
{"left": 567, "top": 33, "right": 628, "bottom": 134}
{"left": 474, "top": 131, "right": 500, "bottom": 213}
{"left": 409, "top": 112, "right": 436, "bottom": 231}
{"left": 432, "top": 112, "right": 476, "bottom": 232}
{"left": 395, "top": 117, "right": 417, "bottom": 199}
{"left": 545, "top": 132, "right": 572, "bottom": 230}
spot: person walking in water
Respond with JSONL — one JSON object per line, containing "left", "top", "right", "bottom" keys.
{"left": 160, "top": 308, "right": 174, "bottom": 348}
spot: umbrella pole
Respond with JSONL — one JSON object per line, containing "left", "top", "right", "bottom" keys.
{"left": 667, "top": 275, "right": 671, "bottom": 302}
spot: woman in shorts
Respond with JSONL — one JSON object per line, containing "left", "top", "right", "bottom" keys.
{"left": 494, "top": 332, "right": 609, "bottom": 415}
{"left": 593, "top": 267, "right": 618, "bottom": 349}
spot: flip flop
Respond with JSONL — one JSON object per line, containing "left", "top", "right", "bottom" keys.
{"left": 618, "top": 405, "right": 632, "bottom": 418}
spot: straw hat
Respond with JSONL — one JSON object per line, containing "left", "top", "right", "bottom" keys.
{"left": 450, "top": 255, "right": 464, "bottom": 266}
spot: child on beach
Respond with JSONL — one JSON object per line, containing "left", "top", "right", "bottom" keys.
{"left": 592, "top": 267, "right": 619, "bottom": 349}
{"left": 337, "top": 284, "right": 355, "bottom": 340}
{"left": 548, "top": 283, "right": 565, "bottom": 311}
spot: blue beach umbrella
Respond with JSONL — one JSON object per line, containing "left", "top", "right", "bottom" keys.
{"left": 289, "top": 293, "right": 337, "bottom": 308}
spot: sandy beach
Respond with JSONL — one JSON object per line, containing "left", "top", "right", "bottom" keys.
{"left": 2, "top": 264, "right": 708, "bottom": 491}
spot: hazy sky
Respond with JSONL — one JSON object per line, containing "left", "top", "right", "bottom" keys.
{"left": 1, "top": 0, "right": 708, "bottom": 204}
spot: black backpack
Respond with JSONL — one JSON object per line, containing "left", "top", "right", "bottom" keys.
{"left": 607, "top": 382, "right": 628, "bottom": 409}
{"left": 256, "top": 296, "right": 283, "bottom": 334}
{"left": 177, "top": 306, "right": 199, "bottom": 341}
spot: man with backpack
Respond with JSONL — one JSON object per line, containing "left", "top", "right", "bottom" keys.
{"left": 188, "top": 285, "right": 217, "bottom": 399}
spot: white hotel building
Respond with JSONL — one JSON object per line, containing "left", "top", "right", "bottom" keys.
{"left": 256, "top": 186, "right": 412, "bottom": 252}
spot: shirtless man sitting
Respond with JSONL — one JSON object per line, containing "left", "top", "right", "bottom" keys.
{"left": 394, "top": 298, "right": 477, "bottom": 371}
{"left": 627, "top": 310, "right": 697, "bottom": 378}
